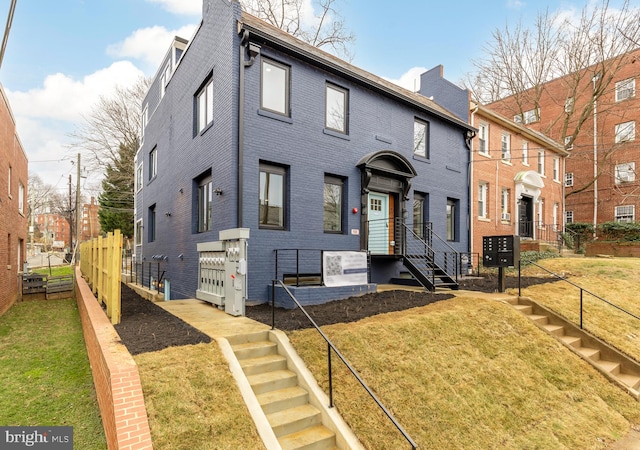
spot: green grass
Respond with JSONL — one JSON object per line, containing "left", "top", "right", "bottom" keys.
{"left": 0, "top": 299, "right": 107, "bottom": 449}
{"left": 32, "top": 265, "right": 74, "bottom": 277}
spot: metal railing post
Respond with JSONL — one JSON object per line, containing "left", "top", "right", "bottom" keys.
{"left": 580, "top": 289, "right": 583, "bottom": 329}
{"left": 328, "top": 342, "right": 333, "bottom": 408}
{"left": 518, "top": 260, "right": 521, "bottom": 297}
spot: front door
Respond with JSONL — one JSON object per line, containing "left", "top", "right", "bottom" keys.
{"left": 368, "top": 192, "right": 391, "bottom": 254}
{"left": 519, "top": 196, "right": 533, "bottom": 238}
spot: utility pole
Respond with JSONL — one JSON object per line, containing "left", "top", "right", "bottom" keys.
{"left": 69, "top": 174, "right": 73, "bottom": 252}
{"left": 75, "top": 153, "right": 81, "bottom": 264}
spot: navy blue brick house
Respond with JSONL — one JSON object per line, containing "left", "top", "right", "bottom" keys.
{"left": 135, "top": 0, "right": 475, "bottom": 305}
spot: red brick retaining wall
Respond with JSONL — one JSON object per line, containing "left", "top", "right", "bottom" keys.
{"left": 585, "top": 242, "right": 640, "bottom": 257}
{"left": 75, "top": 267, "right": 153, "bottom": 450}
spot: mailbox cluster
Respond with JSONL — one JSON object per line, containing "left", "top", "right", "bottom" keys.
{"left": 482, "top": 235, "right": 520, "bottom": 268}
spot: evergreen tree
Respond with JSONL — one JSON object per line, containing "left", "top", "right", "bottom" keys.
{"left": 98, "top": 142, "right": 135, "bottom": 237}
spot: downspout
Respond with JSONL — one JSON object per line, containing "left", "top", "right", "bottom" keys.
{"left": 238, "top": 29, "right": 259, "bottom": 228}
{"left": 468, "top": 104, "right": 479, "bottom": 257}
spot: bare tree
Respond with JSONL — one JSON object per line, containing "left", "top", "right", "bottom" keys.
{"left": 465, "top": 0, "right": 640, "bottom": 203}
{"left": 241, "top": 0, "right": 355, "bottom": 59}
{"left": 68, "top": 77, "right": 150, "bottom": 177}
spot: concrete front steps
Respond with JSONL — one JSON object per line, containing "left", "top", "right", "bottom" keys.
{"left": 221, "top": 330, "right": 363, "bottom": 450}
{"left": 508, "top": 296, "right": 640, "bottom": 399}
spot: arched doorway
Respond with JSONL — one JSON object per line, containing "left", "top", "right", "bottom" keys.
{"left": 514, "top": 170, "right": 545, "bottom": 239}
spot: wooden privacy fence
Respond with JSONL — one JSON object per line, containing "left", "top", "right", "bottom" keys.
{"left": 80, "top": 230, "right": 123, "bottom": 325}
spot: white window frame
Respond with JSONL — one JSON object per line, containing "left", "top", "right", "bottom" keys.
{"left": 565, "top": 172, "right": 574, "bottom": 187}
{"left": 615, "top": 162, "right": 635, "bottom": 184}
{"left": 18, "top": 182, "right": 24, "bottom": 214}
{"left": 141, "top": 106, "right": 148, "bottom": 143}
{"left": 136, "top": 164, "right": 143, "bottom": 192}
{"left": 149, "top": 147, "right": 157, "bottom": 180}
{"left": 160, "top": 64, "right": 171, "bottom": 98}
{"left": 615, "top": 205, "right": 635, "bottom": 223}
{"left": 615, "top": 78, "right": 635, "bottom": 102}
{"left": 501, "top": 133, "right": 511, "bottom": 161}
{"left": 564, "top": 136, "right": 573, "bottom": 150}
{"left": 197, "top": 78, "right": 214, "bottom": 134}
{"left": 564, "top": 97, "right": 574, "bottom": 113}
{"left": 413, "top": 119, "right": 428, "bottom": 157}
{"left": 521, "top": 141, "right": 528, "bottom": 165}
{"left": 197, "top": 174, "right": 213, "bottom": 233}
{"left": 514, "top": 108, "right": 539, "bottom": 124}
{"left": 553, "top": 157, "right": 560, "bottom": 182}
{"left": 478, "top": 122, "right": 489, "bottom": 155}
{"left": 501, "top": 188, "right": 510, "bottom": 221}
{"left": 537, "top": 150, "right": 545, "bottom": 176}
{"left": 135, "top": 220, "right": 143, "bottom": 246}
{"left": 478, "top": 182, "right": 488, "bottom": 219}
{"left": 565, "top": 210, "right": 574, "bottom": 224}
{"left": 553, "top": 203, "right": 559, "bottom": 231}
{"left": 537, "top": 198, "right": 544, "bottom": 227}
{"left": 615, "top": 121, "right": 636, "bottom": 143}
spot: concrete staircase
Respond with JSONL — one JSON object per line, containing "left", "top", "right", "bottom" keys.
{"left": 226, "top": 330, "right": 361, "bottom": 450}
{"left": 508, "top": 296, "right": 640, "bottom": 399}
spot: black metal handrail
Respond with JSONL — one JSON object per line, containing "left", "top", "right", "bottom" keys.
{"left": 271, "top": 280, "right": 417, "bottom": 449}
{"left": 518, "top": 261, "right": 640, "bottom": 328}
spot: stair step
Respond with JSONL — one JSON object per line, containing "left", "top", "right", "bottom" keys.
{"left": 240, "top": 353, "right": 288, "bottom": 376}
{"left": 232, "top": 340, "right": 278, "bottom": 360}
{"left": 617, "top": 373, "right": 640, "bottom": 390}
{"left": 279, "top": 424, "right": 337, "bottom": 450}
{"left": 512, "top": 304, "right": 532, "bottom": 314}
{"left": 268, "top": 404, "right": 322, "bottom": 437}
{"left": 527, "top": 314, "right": 549, "bottom": 325}
{"left": 596, "top": 360, "right": 621, "bottom": 375}
{"left": 248, "top": 369, "right": 298, "bottom": 395}
{"left": 226, "top": 331, "right": 270, "bottom": 346}
{"left": 541, "top": 324, "right": 565, "bottom": 336}
{"left": 257, "top": 386, "right": 309, "bottom": 415}
{"left": 577, "top": 346, "right": 600, "bottom": 360}
{"left": 559, "top": 335, "right": 581, "bottom": 347}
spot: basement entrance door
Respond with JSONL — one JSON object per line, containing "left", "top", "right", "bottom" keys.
{"left": 519, "top": 196, "right": 534, "bottom": 238}
{"left": 368, "top": 192, "right": 394, "bottom": 255}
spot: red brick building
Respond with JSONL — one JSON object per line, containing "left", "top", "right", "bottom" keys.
{"left": 81, "top": 197, "right": 101, "bottom": 242}
{"left": 36, "top": 213, "right": 71, "bottom": 250}
{"left": 489, "top": 49, "right": 640, "bottom": 227}
{"left": 0, "top": 84, "right": 28, "bottom": 315}
{"left": 469, "top": 103, "right": 567, "bottom": 256}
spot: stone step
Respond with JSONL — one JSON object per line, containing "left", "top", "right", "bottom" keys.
{"left": 576, "top": 346, "right": 600, "bottom": 360}
{"left": 512, "top": 304, "right": 532, "bottom": 314}
{"left": 248, "top": 369, "right": 298, "bottom": 395}
{"left": 232, "top": 340, "right": 278, "bottom": 360}
{"left": 541, "top": 323, "right": 565, "bottom": 336}
{"left": 257, "top": 386, "right": 309, "bottom": 415}
{"left": 226, "top": 330, "right": 270, "bottom": 346}
{"left": 527, "top": 314, "right": 549, "bottom": 325}
{"left": 559, "top": 335, "right": 581, "bottom": 347}
{"left": 279, "top": 424, "right": 337, "bottom": 450}
{"left": 617, "top": 373, "right": 640, "bottom": 390}
{"left": 268, "top": 404, "right": 322, "bottom": 437}
{"left": 240, "top": 353, "right": 288, "bottom": 376}
{"left": 596, "top": 360, "right": 621, "bottom": 375}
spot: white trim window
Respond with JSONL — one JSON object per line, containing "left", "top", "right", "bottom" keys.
{"left": 149, "top": 147, "right": 157, "bottom": 180}
{"left": 564, "top": 136, "right": 573, "bottom": 150}
{"left": 136, "top": 164, "right": 143, "bottom": 192}
{"left": 514, "top": 108, "right": 539, "bottom": 124}
{"left": 537, "top": 198, "right": 544, "bottom": 227}
{"left": 615, "top": 78, "right": 635, "bottom": 102}
{"left": 141, "top": 106, "right": 148, "bottom": 143}
{"left": 615, "top": 205, "right": 635, "bottom": 223}
{"left": 196, "top": 77, "right": 214, "bottom": 134}
{"left": 478, "top": 122, "right": 489, "bottom": 155}
{"left": 501, "top": 188, "right": 510, "bottom": 221}
{"left": 537, "top": 150, "right": 545, "bottom": 176}
{"left": 615, "top": 162, "right": 635, "bottom": 184}
{"left": 160, "top": 64, "right": 171, "bottom": 99}
{"left": 521, "top": 141, "right": 528, "bottom": 165}
{"left": 501, "top": 132, "right": 511, "bottom": 161}
{"left": 564, "top": 97, "right": 574, "bottom": 113}
{"left": 18, "top": 182, "right": 24, "bottom": 214}
{"left": 553, "top": 203, "right": 559, "bottom": 231}
{"left": 478, "top": 182, "right": 489, "bottom": 218}
{"left": 565, "top": 172, "right": 574, "bottom": 187}
{"left": 197, "top": 174, "right": 213, "bottom": 233}
{"left": 615, "top": 121, "right": 635, "bottom": 143}
{"left": 553, "top": 157, "right": 560, "bottom": 182}
{"left": 565, "top": 210, "right": 574, "bottom": 224}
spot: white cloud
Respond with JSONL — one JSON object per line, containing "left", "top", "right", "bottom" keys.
{"left": 507, "top": 0, "right": 525, "bottom": 10}
{"left": 384, "top": 67, "right": 428, "bottom": 92}
{"left": 145, "top": 0, "right": 202, "bottom": 15}
{"left": 106, "top": 24, "right": 198, "bottom": 73}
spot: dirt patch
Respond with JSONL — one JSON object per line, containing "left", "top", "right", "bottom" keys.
{"left": 114, "top": 276, "right": 555, "bottom": 354}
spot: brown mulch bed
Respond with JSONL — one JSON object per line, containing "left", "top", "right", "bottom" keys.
{"left": 114, "top": 275, "right": 554, "bottom": 355}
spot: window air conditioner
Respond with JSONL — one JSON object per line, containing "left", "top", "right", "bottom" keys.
{"left": 501, "top": 212, "right": 511, "bottom": 221}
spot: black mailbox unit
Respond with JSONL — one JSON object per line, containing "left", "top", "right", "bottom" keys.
{"left": 483, "top": 235, "right": 520, "bottom": 268}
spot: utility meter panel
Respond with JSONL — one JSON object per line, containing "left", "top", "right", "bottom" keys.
{"left": 483, "top": 235, "right": 520, "bottom": 268}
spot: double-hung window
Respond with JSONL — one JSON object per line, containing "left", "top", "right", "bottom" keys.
{"left": 565, "top": 211, "right": 574, "bottom": 224}
{"left": 261, "top": 58, "right": 290, "bottom": 116}
{"left": 615, "top": 121, "right": 636, "bottom": 143}
{"left": 197, "top": 173, "right": 213, "bottom": 232}
{"left": 324, "top": 175, "right": 344, "bottom": 233}
{"left": 413, "top": 119, "right": 429, "bottom": 158}
{"left": 501, "top": 133, "right": 511, "bottom": 161}
{"left": 537, "top": 150, "right": 545, "bottom": 176}
{"left": 615, "top": 162, "right": 635, "bottom": 184}
{"left": 478, "top": 122, "right": 488, "bottom": 155}
{"left": 18, "top": 182, "right": 24, "bottom": 214}
{"left": 521, "top": 141, "right": 529, "bottom": 165}
{"left": 478, "top": 182, "right": 488, "bottom": 219}
{"left": 325, "top": 84, "right": 348, "bottom": 134}
{"left": 565, "top": 172, "right": 574, "bottom": 187}
{"left": 501, "top": 188, "right": 510, "bottom": 221}
{"left": 196, "top": 77, "right": 214, "bottom": 134}
{"left": 259, "top": 163, "right": 287, "bottom": 229}
{"left": 615, "top": 205, "right": 635, "bottom": 223}
{"left": 446, "top": 198, "right": 458, "bottom": 242}
{"left": 553, "top": 157, "right": 560, "bottom": 182}
{"left": 149, "top": 147, "right": 157, "bottom": 180}
{"left": 615, "top": 78, "right": 635, "bottom": 102}
{"left": 413, "top": 192, "right": 426, "bottom": 238}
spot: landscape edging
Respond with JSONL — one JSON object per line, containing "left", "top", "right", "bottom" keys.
{"left": 75, "top": 267, "right": 153, "bottom": 450}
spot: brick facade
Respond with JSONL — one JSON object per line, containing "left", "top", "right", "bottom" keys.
{"left": 135, "top": 0, "right": 474, "bottom": 302}
{"left": 489, "top": 49, "right": 640, "bottom": 227}
{"left": 0, "top": 84, "right": 28, "bottom": 316}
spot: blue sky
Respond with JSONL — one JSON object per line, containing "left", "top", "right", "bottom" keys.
{"left": 0, "top": 0, "right": 606, "bottom": 193}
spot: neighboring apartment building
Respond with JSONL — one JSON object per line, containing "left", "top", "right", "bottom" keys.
{"left": 81, "top": 197, "right": 101, "bottom": 242}
{"left": 420, "top": 67, "right": 567, "bottom": 257}
{"left": 135, "top": 0, "right": 474, "bottom": 304}
{"left": 0, "top": 84, "right": 28, "bottom": 315}
{"left": 489, "top": 48, "right": 640, "bottom": 227}
{"left": 35, "top": 213, "right": 71, "bottom": 250}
